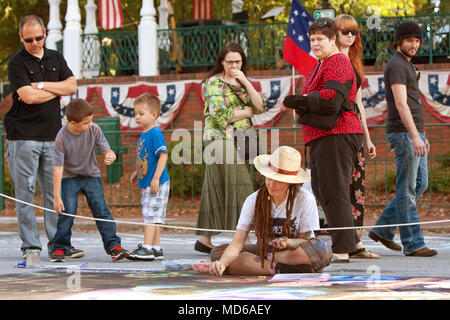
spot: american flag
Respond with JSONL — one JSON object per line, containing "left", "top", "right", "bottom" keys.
{"left": 192, "top": 0, "right": 213, "bottom": 20}
{"left": 282, "top": 0, "right": 317, "bottom": 76}
{"left": 99, "top": 0, "right": 123, "bottom": 30}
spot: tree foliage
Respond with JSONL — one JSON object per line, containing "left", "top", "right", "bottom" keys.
{"left": 0, "top": 0, "right": 66, "bottom": 59}
{"left": 0, "top": 0, "right": 447, "bottom": 62}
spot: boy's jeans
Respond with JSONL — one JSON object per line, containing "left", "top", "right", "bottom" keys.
{"left": 6, "top": 140, "right": 58, "bottom": 254}
{"left": 52, "top": 176, "right": 121, "bottom": 254}
{"left": 371, "top": 132, "right": 428, "bottom": 254}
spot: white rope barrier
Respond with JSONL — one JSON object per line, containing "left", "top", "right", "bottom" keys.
{"left": 1, "top": 193, "right": 449, "bottom": 233}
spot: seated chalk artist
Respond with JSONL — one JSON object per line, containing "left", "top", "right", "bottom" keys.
{"left": 209, "top": 146, "right": 332, "bottom": 276}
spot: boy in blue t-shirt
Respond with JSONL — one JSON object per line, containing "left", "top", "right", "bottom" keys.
{"left": 129, "top": 93, "right": 170, "bottom": 261}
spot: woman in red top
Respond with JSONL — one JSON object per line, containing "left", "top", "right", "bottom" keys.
{"left": 335, "top": 14, "right": 379, "bottom": 260}
{"left": 283, "top": 18, "right": 369, "bottom": 262}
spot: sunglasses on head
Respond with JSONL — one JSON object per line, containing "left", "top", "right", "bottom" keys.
{"left": 22, "top": 35, "right": 45, "bottom": 43}
{"left": 316, "top": 19, "right": 332, "bottom": 27}
{"left": 340, "top": 30, "right": 359, "bottom": 36}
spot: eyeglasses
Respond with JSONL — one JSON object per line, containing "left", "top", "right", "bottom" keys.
{"left": 224, "top": 60, "right": 242, "bottom": 65}
{"left": 22, "top": 35, "right": 45, "bottom": 43}
{"left": 340, "top": 30, "right": 359, "bottom": 36}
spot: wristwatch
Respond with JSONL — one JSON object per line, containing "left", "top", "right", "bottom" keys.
{"left": 37, "top": 82, "right": 44, "bottom": 90}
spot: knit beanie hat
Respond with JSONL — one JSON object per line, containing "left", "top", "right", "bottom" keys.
{"left": 396, "top": 21, "right": 422, "bottom": 41}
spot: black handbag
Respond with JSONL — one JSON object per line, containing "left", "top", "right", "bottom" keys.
{"left": 284, "top": 80, "right": 355, "bottom": 130}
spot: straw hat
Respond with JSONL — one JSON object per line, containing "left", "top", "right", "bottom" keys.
{"left": 254, "top": 146, "right": 310, "bottom": 184}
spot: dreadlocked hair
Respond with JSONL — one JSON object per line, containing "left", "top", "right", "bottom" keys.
{"left": 253, "top": 182, "right": 300, "bottom": 269}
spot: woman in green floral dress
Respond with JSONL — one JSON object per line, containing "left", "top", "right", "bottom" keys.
{"left": 194, "top": 42, "right": 265, "bottom": 254}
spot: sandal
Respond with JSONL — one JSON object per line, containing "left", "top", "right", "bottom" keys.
{"left": 349, "top": 248, "right": 380, "bottom": 259}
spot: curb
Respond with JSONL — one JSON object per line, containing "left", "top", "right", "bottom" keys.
{"left": 0, "top": 216, "right": 448, "bottom": 233}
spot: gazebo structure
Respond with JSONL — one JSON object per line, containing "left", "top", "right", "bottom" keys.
{"left": 46, "top": 0, "right": 160, "bottom": 78}
{"left": 45, "top": 0, "right": 245, "bottom": 78}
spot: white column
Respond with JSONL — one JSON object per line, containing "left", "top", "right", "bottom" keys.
{"left": 232, "top": 0, "right": 244, "bottom": 13}
{"left": 139, "top": 0, "right": 159, "bottom": 76}
{"left": 157, "top": 0, "right": 170, "bottom": 54}
{"left": 63, "top": 0, "right": 82, "bottom": 79}
{"left": 83, "top": 0, "right": 100, "bottom": 78}
{"left": 158, "top": 0, "right": 169, "bottom": 29}
{"left": 46, "top": 0, "right": 63, "bottom": 50}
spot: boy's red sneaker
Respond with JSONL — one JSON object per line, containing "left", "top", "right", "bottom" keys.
{"left": 110, "top": 245, "right": 129, "bottom": 261}
{"left": 51, "top": 249, "right": 65, "bottom": 263}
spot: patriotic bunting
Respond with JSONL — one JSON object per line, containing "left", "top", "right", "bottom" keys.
{"left": 97, "top": 81, "right": 192, "bottom": 130}
{"left": 419, "top": 71, "right": 450, "bottom": 123}
{"left": 361, "top": 75, "right": 388, "bottom": 125}
{"left": 59, "top": 72, "right": 449, "bottom": 132}
{"left": 362, "top": 71, "right": 450, "bottom": 125}
{"left": 250, "top": 76, "right": 301, "bottom": 127}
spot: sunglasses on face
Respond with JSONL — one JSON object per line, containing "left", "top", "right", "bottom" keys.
{"left": 340, "top": 30, "right": 359, "bottom": 36}
{"left": 22, "top": 35, "right": 45, "bottom": 43}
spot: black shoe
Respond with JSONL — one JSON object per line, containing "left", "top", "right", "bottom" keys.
{"left": 65, "top": 246, "right": 84, "bottom": 259}
{"left": 194, "top": 240, "right": 213, "bottom": 254}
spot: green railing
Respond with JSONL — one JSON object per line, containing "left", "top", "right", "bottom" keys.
{"left": 158, "top": 22, "right": 287, "bottom": 71}
{"left": 1, "top": 123, "right": 448, "bottom": 211}
{"left": 82, "top": 30, "right": 139, "bottom": 76}
{"left": 79, "top": 13, "right": 449, "bottom": 75}
{"left": 155, "top": 14, "right": 449, "bottom": 72}
{"left": 0, "top": 50, "right": 19, "bottom": 100}
{"left": 0, "top": 14, "right": 448, "bottom": 88}
{"left": 356, "top": 13, "right": 450, "bottom": 65}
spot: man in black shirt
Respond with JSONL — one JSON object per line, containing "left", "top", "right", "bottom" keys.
{"left": 5, "top": 15, "right": 77, "bottom": 260}
{"left": 369, "top": 21, "right": 437, "bottom": 257}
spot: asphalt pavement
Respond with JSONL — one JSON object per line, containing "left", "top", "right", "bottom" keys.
{"left": 0, "top": 215, "right": 449, "bottom": 301}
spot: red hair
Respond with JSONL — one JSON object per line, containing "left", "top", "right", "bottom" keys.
{"left": 335, "top": 14, "right": 365, "bottom": 82}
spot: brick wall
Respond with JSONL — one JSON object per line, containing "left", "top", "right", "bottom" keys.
{"left": 77, "top": 66, "right": 449, "bottom": 160}
{"left": 1, "top": 65, "right": 449, "bottom": 160}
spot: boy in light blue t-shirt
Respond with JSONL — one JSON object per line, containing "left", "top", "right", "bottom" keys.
{"left": 129, "top": 93, "right": 170, "bottom": 261}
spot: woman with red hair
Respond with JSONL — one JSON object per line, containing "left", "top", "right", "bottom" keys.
{"left": 335, "top": 14, "right": 378, "bottom": 259}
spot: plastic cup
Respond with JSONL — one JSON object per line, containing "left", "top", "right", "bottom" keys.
{"left": 26, "top": 249, "right": 40, "bottom": 267}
